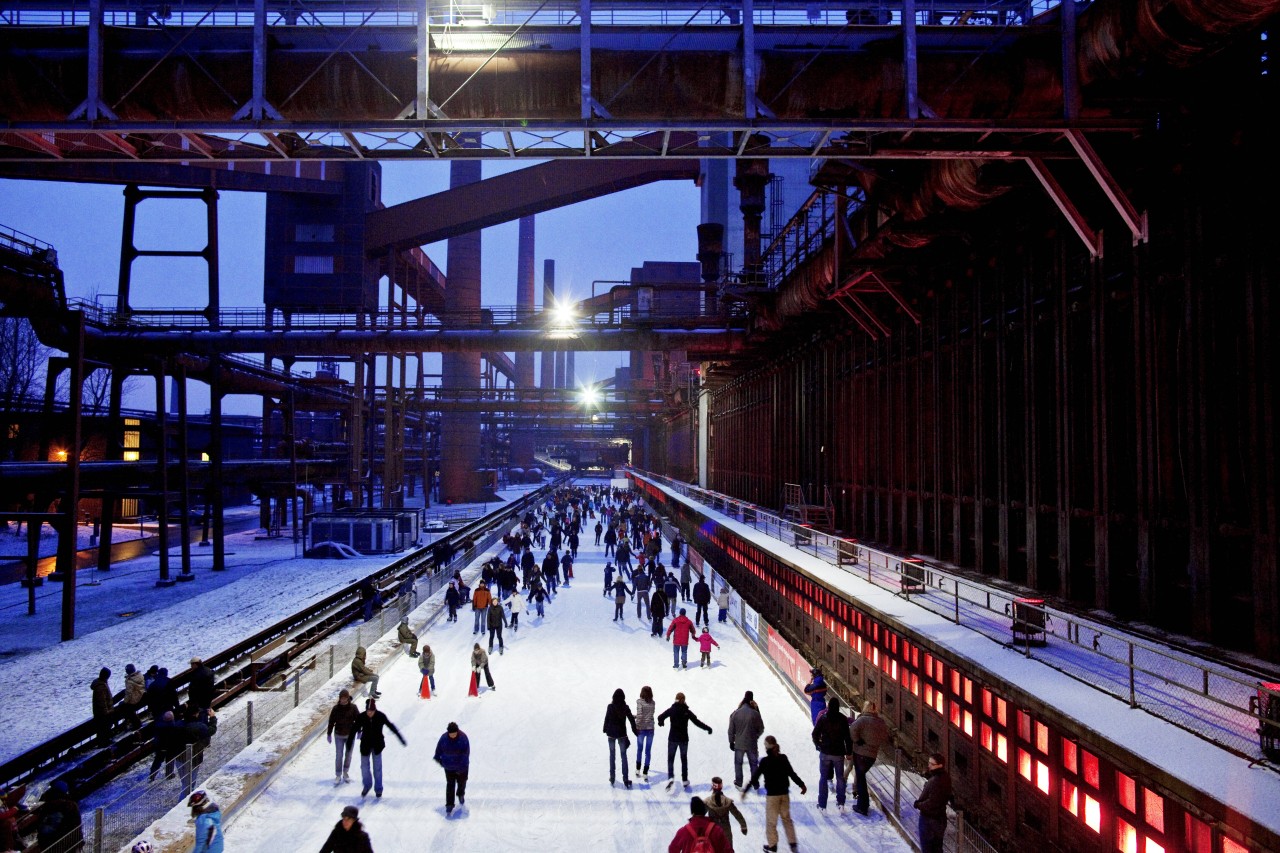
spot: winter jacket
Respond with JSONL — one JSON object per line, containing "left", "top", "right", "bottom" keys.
{"left": 397, "top": 622, "right": 417, "bottom": 644}
{"left": 433, "top": 730, "right": 471, "bottom": 773}
{"left": 472, "top": 585, "right": 492, "bottom": 611}
{"left": 188, "top": 664, "right": 216, "bottom": 709}
{"left": 914, "top": 767, "right": 953, "bottom": 820}
{"left": 355, "top": 710, "right": 404, "bottom": 755}
{"left": 716, "top": 589, "right": 731, "bottom": 609}
{"left": 748, "top": 751, "right": 806, "bottom": 796}
{"left": 803, "top": 674, "right": 827, "bottom": 717}
{"left": 635, "top": 697, "right": 656, "bottom": 732}
{"left": 612, "top": 579, "right": 633, "bottom": 602}
{"left": 849, "top": 711, "right": 892, "bottom": 759}
{"left": 703, "top": 791, "right": 748, "bottom": 845}
{"left": 603, "top": 691, "right": 638, "bottom": 740}
{"left": 318, "top": 819, "right": 374, "bottom": 853}
{"left": 692, "top": 580, "right": 711, "bottom": 605}
{"left": 471, "top": 647, "right": 490, "bottom": 670}
{"left": 445, "top": 586, "right": 461, "bottom": 608}
{"left": 418, "top": 649, "right": 435, "bottom": 677}
{"left": 657, "top": 701, "right": 712, "bottom": 742}
{"left": 812, "top": 706, "right": 853, "bottom": 756}
{"left": 667, "top": 815, "right": 728, "bottom": 853}
{"left": 666, "top": 614, "right": 696, "bottom": 646}
{"left": 697, "top": 633, "right": 719, "bottom": 654}
{"left": 123, "top": 670, "right": 146, "bottom": 706}
{"left": 350, "top": 647, "right": 377, "bottom": 684}
{"left": 633, "top": 572, "right": 652, "bottom": 593}
{"left": 34, "top": 792, "right": 83, "bottom": 853}
{"left": 650, "top": 590, "right": 669, "bottom": 620}
{"left": 191, "top": 803, "right": 224, "bottom": 853}
{"left": 487, "top": 602, "right": 508, "bottom": 629}
{"left": 507, "top": 594, "right": 525, "bottom": 616}
{"left": 727, "top": 702, "right": 764, "bottom": 751}
{"left": 663, "top": 577, "right": 680, "bottom": 600}
{"left": 90, "top": 676, "right": 112, "bottom": 717}
{"left": 327, "top": 695, "right": 361, "bottom": 739}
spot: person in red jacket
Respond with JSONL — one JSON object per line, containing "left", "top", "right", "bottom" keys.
{"left": 666, "top": 608, "right": 697, "bottom": 669}
{"left": 667, "top": 796, "right": 729, "bottom": 853}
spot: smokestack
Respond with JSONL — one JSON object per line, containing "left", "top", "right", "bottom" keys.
{"left": 540, "top": 258, "right": 555, "bottom": 390}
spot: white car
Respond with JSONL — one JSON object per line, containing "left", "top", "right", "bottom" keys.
{"left": 425, "top": 519, "right": 448, "bottom": 532}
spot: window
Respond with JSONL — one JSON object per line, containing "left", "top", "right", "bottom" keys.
{"left": 1083, "top": 750, "right": 1100, "bottom": 787}
{"left": 1117, "top": 773, "right": 1136, "bottom": 813}
{"left": 996, "top": 734, "right": 1008, "bottom": 763}
{"left": 964, "top": 710, "right": 973, "bottom": 737}
{"left": 295, "top": 224, "right": 335, "bottom": 242}
{"left": 951, "top": 702, "right": 961, "bottom": 729}
{"left": 1018, "top": 749, "right": 1032, "bottom": 781}
{"left": 964, "top": 678, "right": 973, "bottom": 704}
{"left": 1117, "top": 819, "right": 1138, "bottom": 853}
{"left": 293, "top": 255, "right": 334, "bottom": 274}
{"left": 1223, "top": 840, "right": 1248, "bottom": 853}
{"left": 1145, "top": 840, "right": 1165, "bottom": 853}
{"left": 1062, "top": 780, "right": 1079, "bottom": 816}
{"left": 1035, "top": 722, "right": 1049, "bottom": 754}
{"left": 1018, "top": 711, "right": 1032, "bottom": 741}
{"left": 983, "top": 689, "right": 993, "bottom": 717}
{"left": 996, "top": 698, "right": 1007, "bottom": 726}
{"left": 1063, "top": 739, "right": 1078, "bottom": 774}
{"left": 1036, "top": 760, "right": 1050, "bottom": 794}
{"left": 1144, "top": 790, "right": 1164, "bottom": 833}
{"left": 952, "top": 670, "right": 961, "bottom": 695}
{"left": 1084, "top": 795, "right": 1101, "bottom": 833}
{"left": 981, "top": 723, "right": 993, "bottom": 752}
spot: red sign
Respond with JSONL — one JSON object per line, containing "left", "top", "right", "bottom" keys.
{"left": 765, "top": 626, "right": 808, "bottom": 692}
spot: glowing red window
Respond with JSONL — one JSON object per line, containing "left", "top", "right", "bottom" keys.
{"left": 925, "top": 653, "right": 933, "bottom": 674}
{"left": 983, "top": 689, "right": 993, "bottom": 717}
{"left": 1117, "top": 773, "right": 1136, "bottom": 813}
{"left": 1063, "top": 739, "right": 1078, "bottom": 774}
{"left": 935, "top": 659, "right": 945, "bottom": 682}
{"left": 964, "top": 710, "right": 973, "bottom": 737}
{"left": 996, "top": 734, "right": 1008, "bottom": 763}
{"left": 1084, "top": 795, "right": 1101, "bottom": 833}
{"left": 952, "top": 670, "right": 961, "bottom": 695}
{"left": 964, "top": 678, "right": 973, "bottom": 704}
{"left": 981, "top": 723, "right": 993, "bottom": 752}
{"left": 1145, "top": 840, "right": 1165, "bottom": 853}
{"left": 911, "top": 674, "right": 920, "bottom": 696}
{"left": 1035, "top": 760, "right": 1050, "bottom": 794}
{"left": 1184, "top": 817, "right": 1212, "bottom": 853}
{"left": 997, "top": 698, "right": 1007, "bottom": 726}
{"left": 1143, "top": 790, "right": 1163, "bottom": 833}
{"left": 913, "top": 647, "right": 920, "bottom": 667}
{"left": 1018, "top": 711, "right": 1032, "bottom": 741}
{"left": 925, "top": 684, "right": 934, "bottom": 706}
{"left": 1222, "top": 840, "right": 1248, "bottom": 853}
{"left": 891, "top": 660, "right": 899, "bottom": 682}
{"left": 1117, "top": 818, "right": 1138, "bottom": 853}
{"left": 934, "top": 691, "right": 945, "bottom": 714}
{"left": 1083, "top": 750, "right": 1100, "bottom": 788}
{"left": 1035, "top": 722, "right": 1049, "bottom": 754}
{"left": 950, "top": 702, "right": 961, "bottom": 729}
{"left": 1062, "top": 780, "right": 1079, "bottom": 816}
{"left": 1018, "top": 749, "right": 1032, "bottom": 781}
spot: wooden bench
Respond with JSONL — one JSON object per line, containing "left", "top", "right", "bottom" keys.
{"left": 249, "top": 635, "right": 292, "bottom": 689}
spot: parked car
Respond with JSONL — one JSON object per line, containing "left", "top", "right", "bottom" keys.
{"left": 425, "top": 518, "right": 448, "bottom": 532}
{"left": 165, "top": 505, "right": 207, "bottom": 525}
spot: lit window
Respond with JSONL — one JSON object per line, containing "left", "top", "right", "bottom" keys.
{"left": 911, "top": 674, "right": 920, "bottom": 696}
{"left": 925, "top": 685, "right": 933, "bottom": 706}
{"left": 935, "top": 660, "right": 945, "bottom": 682}
{"left": 1117, "top": 818, "right": 1138, "bottom": 853}
{"left": 1019, "top": 749, "right": 1032, "bottom": 781}
{"left": 1084, "top": 795, "right": 1101, "bottom": 833}
{"left": 950, "top": 702, "right": 961, "bottom": 728}
{"left": 1117, "top": 773, "right": 1136, "bottom": 813}
{"left": 1018, "top": 711, "right": 1031, "bottom": 741}
{"left": 996, "top": 734, "right": 1008, "bottom": 763}
{"left": 1145, "top": 840, "right": 1165, "bottom": 853}
{"left": 983, "top": 689, "right": 993, "bottom": 717}
{"left": 1062, "top": 780, "right": 1079, "bottom": 816}
{"left": 934, "top": 691, "right": 945, "bottom": 714}
{"left": 1036, "top": 760, "right": 1050, "bottom": 794}
{"left": 952, "top": 670, "right": 961, "bottom": 695}
{"left": 891, "top": 661, "right": 899, "bottom": 682}
{"left": 1063, "top": 739, "right": 1078, "bottom": 774}
{"left": 1083, "top": 751, "right": 1100, "bottom": 787}
{"left": 1144, "top": 790, "right": 1164, "bottom": 833}
{"left": 1036, "top": 722, "right": 1049, "bottom": 754}
{"left": 964, "top": 678, "right": 973, "bottom": 704}
{"left": 981, "top": 723, "right": 993, "bottom": 752}
{"left": 997, "top": 698, "right": 1007, "bottom": 726}
{"left": 122, "top": 450, "right": 140, "bottom": 461}
{"left": 1223, "top": 840, "right": 1248, "bottom": 853}
{"left": 964, "top": 711, "right": 973, "bottom": 737}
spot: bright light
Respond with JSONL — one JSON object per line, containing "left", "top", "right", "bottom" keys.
{"left": 549, "top": 298, "right": 576, "bottom": 329}
{"left": 53, "top": 448, "right": 67, "bottom": 462}
{"left": 579, "top": 385, "right": 601, "bottom": 407}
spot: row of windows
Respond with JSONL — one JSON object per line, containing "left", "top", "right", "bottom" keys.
{"left": 633, "top": 477, "right": 1252, "bottom": 853}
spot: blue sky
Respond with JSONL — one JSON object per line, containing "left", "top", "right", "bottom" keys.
{"left": 0, "top": 161, "right": 701, "bottom": 413}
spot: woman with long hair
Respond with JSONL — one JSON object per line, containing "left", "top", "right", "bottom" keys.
{"left": 634, "top": 685, "right": 656, "bottom": 779}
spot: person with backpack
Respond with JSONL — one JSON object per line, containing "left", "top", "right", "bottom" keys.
{"left": 666, "top": 796, "right": 729, "bottom": 853}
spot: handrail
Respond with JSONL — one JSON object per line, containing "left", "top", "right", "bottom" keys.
{"left": 631, "top": 468, "right": 1280, "bottom": 764}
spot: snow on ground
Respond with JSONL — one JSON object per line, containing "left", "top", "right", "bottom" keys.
{"left": 222, "top": 509, "right": 909, "bottom": 853}
{"left": 0, "top": 491, "right": 531, "bottom": 764}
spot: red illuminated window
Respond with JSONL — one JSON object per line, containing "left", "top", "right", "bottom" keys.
{"left": 1083, "top": 750, "right": 1100, "bottom": 788}
{"left": 981, "top": 723, "right": 993, "bottom": 752}
{"left": 997, "top": 698, "right": 1007, "bottom": 726}
{"left": 983, "top": 689, "right": 993, "bottom": 717}
{"left": 996, "top": 734, "right": 1008, "bottom": 763}
{"left": 1117, "top": 818, "right": 1138, "bottom": 853}
{"left": 1223, "top": 840, "right": 1248, "bottom": 853}
{"left": 1145, "top": 840, "right": 1165, "bottom": 853}
{"left": 910, "top": 673, "right": 920, "bottom": 696}
{"left": 1144, "top": 790, "right": 1164, "bottom": 833}
{"left": 925, "top": 653, "right": 933, "bottom": 674}
{"left": 964, "top": 678, "right": 973, "bottom": 704}
{"left": 1035, "top": 722, "right": 1049, "bottom": 754}
{"left": 1184, "top": 817, "right": 1212, "bottom": 853}
{"left": 934, "top": 691, "right": 945, "bottom": 714}
{"left": 1084, "top": 795, "right": 1101, "bottom": 833}
{"left": 1063, "top": 739, "right": 1078, "bottom": 774}
{"left": 1018, "top": 711, "right": 1032, "bottom": 741}
{"left": 935, "top": 659, "right": 945, "bottom": 682}
{"left": 952, "top": 670, "right": 961, "bottom": 695}
{"left": 1117, "top": 773, "right": 1136, "bottom": 813}
{"left": 964, "top": 710, "right": 973, "bottom": 737}
{"left": 1018, "top": 749, "right": 1032, "bottom": 781}
{"left": 925, "top": 685, "right": 933, "bottom": 706}
{"left": 1035, "top": 760, "right": 1050, "bottom": 794}
{"left": 951, "top": 702, "right": 961, "bottom": 729}
{"left": 1062, "top": 780, "right": 1079, "bottom": 816}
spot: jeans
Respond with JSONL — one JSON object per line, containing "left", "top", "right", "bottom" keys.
{"left": 718, "top": 608, "right": 728, "bottom": 623}
{"left": 534, "top": 599, "right": 544, "bottom": 617}
{"left": 919, "top": 814, "right": 947, "bottom": 853}
{"left": 733, "top": 746, "right": 759, "bottom": 788}
{"left": 636, "top": 591, "right": 650, "bottom": 620}
{"left": 472, "top": 609, "right": 485, "bottom": 632}
{"left": 636, "top": 730, "right": 654, "bottom": 771}
{"left": 361, "top": 751, "right": 383, "bottom": 794}
{"left": 817, "top": 753, "right": 846, "bottom": 808}
{"left": 334, "top": 734, "right": 355, "bottom": 777}
{"left": 357, "top": 675, "right": 380, "bottom": 695}
{"left": 614, "top": 600, "right": 626, "bottom": 620}
{"left": 672, "top": 644, "right": 688, "bottom": 667}
{"left": 608, "top": 737, "right": 631, "bottom": 783}
{"left": 445, "top": 769, "right": 468, "bottom": 810}
{"left": 849, "top": 754, "right": 876, "bottom": 812}
{"left": 666, "top": 739, "right": 689, "bottom": 781}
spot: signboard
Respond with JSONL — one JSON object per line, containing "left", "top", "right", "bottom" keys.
{"left": 742, "top": 601, "right": 760, "bottom": 644}
{"left": 610, "top": 478, "right": 631, "bottom": 491}
{"left": 765, "top": 625, "right": 809, "bottom": 692}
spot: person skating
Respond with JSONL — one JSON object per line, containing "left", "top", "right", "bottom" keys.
{"left": 471, "top": 581, "right": 492, "bottom": 634}
{"left": 506, "top": 592, "right": 523, "bottom": 633}
{"left": 354, "top": 699, "right": 406, "bottom": 798}
{"left": 418, "top": 645, "right": 436, "bottom": 694}
{"left": 186, "top": 790, "right": 223, "bottom": 853}
{"left": 528, "top": 582, "right": 548, "bottom": 619}
{"left": 634, "top": 569, "right": 652, "bottom": 621}
{"left": 704, "top": 777, "right": 748, "bottom": 851}
{"left": 650, "top": 585, "right": 670, "bottom": 637}
{"left": 696, "top": 628, "right": 719, "bottom": 668}
{"left": 914, "top": 753, "right": 952, "bottom": 853}
{"left": 603, "top": 688, "right": 638, "bottom": 788}
{"left": 811, "top": 696, "right": 852, "bottom": 811}
{"left": 471, "top": 644, "right": 495, "bottom": 691}
{"left": 692, "top": 575, "right": 712, "bottom": 626}
{"left": 611, "top": 577, "right": 634, "bottom": 622}
{"left": 716, "top": 587, "right": 732, "bottom": 623}
{"left": 801, "top": 667, "right": 826, "bottom": 724}
{"left": 350, "top": 647, "right": 381, "bottom": 698}
{"left": 667, "top": 796, "right": 729, "bottom": 853}
{"left": 326, "top": 689, "right": 360, "bottom": 784}
{"left": 657, "top": 691, "right": 713, "bottom": 788}
{"left": 396, "top": 618, "right": 420, "bottom": 657}
{"left": 318, "top": 805, "right": 374, "bottom": 853}
{"left": 727, "top": 691, "right": 764, "bottom": 790}
{"left": 594, "top": 519, "right": 603, "bottom": 545}
{"left": 743, "top": 736, "right": 807, "bottom": 853}
{"left": 666, "top": 609, "right": 696, "bottom": 669}
{"left": 846, "top": 700, "right": 891, "bottom": 815}
{"left": 486, "top": 598, "right": 508, "bottom": 655}
{"left": 433, "top": 722, "right": 470, "bottom": 816}
{"left": 634, "top": 685, "right": 656, "bottom": 779}
{"left": 444, "top": 583, "right": 461, "bottom": 623}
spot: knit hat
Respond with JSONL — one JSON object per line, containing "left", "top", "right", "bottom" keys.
{"left": 742, "top": 690, "right": 754, "bottom": 703}
{"left": 341, "top": 805, "right": 359, "bottom": 819}
{"left": 187, "top": 790, "right": 208, "bottom": 808}
{"left": 690, "top": 796, "right": 707, "bottom": 817}
{"left": 446, "top": 721, "right": 459, "bottom": 733}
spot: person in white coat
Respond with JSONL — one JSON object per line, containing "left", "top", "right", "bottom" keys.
{"left": 507, "top": 591, "right": 524, "bottom": 633}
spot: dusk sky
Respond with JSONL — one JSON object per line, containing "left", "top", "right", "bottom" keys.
{"left": 0, "top": 161, "right": 702, "bottom": 413}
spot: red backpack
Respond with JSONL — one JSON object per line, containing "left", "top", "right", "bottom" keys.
{"left": 688, "top": 824, "right": 714, "bottom": 853}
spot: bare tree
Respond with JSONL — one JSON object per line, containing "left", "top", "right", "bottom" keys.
{"left": 0, "top": 316, "right": 51, "bottom": 461}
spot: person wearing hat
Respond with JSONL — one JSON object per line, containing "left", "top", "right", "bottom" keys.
{"left": 354, "top": 699, "right": 405, "bottom": 798}
{"left": 186, "top": 790, "right": 223, "bottom": 853}
{"left": 802, "top": 667, "right": 827, "bottom": 724}
{"left": 327, "top": 689, "right": 360, "bottom": 785}
{"left": 396, "top": 618, "right": 420, "bottom": 657}
{"left": 667, "top": 796, "right": 729, "bottom": 853}
{"left": 743, "top": 736, "right": 807, "bottom": 853}
{"left": 433, "top": 722, "right": 471, "bottom": 816}
{"left": 319, "top": 805, "right": 374, "bottom": 853}
{"left": 727, "top": 691, "right": 764, "bottom": 791}
{"left": 90, "top": 667, "right": 113, "bottom": 746}
{"left": 703, "top": 777, "right": 748, "bottom": 851}
{"left": 188, "top": 657, "right": 216, "bottom": 711}
{"left": 350, "top": 647, "right": 381, "bottom": 699}
{"left": 35, "top": 780, "right": 83, "bottom": 853}
{"left": 471, "top": 580, "right": 493, "bottom": 634}
{"left": 122, "top": 663, "right": 146, "bottom": 730}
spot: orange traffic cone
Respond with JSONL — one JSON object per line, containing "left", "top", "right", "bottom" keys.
{"left": 468, "top": 670, "right": 479, "bottom": 697}
{"left": 419, "top": 675, "right": 432, "bottom": 699}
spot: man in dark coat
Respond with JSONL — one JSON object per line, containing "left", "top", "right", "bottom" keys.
{"left": 188, "top": 657, "right": 216, "bottom": 710}
{"left": 692, "top": 576, "right": 712, "bottom": 626}
{"left": 847, "top": 700, "right": 892, "bottom": 815}
{"left": 433, "top": 722, "right": 471, "bottom": 816}
{"left": 743, "top": 736, "right": 807, "bottom": 853}
{"left": 90, "top": 667, "right": 113, "bottom": 746}
{"left": 602, "top": 688, "right": 638, "bottom": 788}
{"left": 319, "top": 805, "right": 373, "bottom": 853}
{"left": 914, "top": 753, "right": 952, "bottom": 853}
{"left": 657, "top": 692, "right": 713, "bottom": 788}
{"left": 728, "top": 691, "right": 765, "bottom": 790}
{"left": 355, "top": 699, "right": 405, "bottom": 798}
{"left": 811, "top": 696, "right": 852, "bottom": 811}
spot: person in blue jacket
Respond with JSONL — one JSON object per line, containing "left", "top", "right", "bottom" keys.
{"left": 433, "top": 722, "right": 471, "bottom": 816}
{"left": 187, "top": 790, "right": 223, "bottom": 853}
{"left": 803, "top": 667, "right": 828, "bottom": 724}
